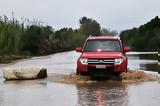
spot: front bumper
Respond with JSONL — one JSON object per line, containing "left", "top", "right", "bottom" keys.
{"left": 77, "top": 64, "right": 125, "bottom": 76}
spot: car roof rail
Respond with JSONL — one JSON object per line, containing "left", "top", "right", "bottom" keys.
{"left": 88, "top": 35, "right": 93, "bottom": 37}
{"left": 88, "top": 35, "right": 94, "bottom": 38}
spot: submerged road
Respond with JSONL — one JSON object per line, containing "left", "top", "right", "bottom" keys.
{"left": 0, "top": 51, "right": 159, "bottom": 106}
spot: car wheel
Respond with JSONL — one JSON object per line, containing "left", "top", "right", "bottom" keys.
{"left": 126, "top": 66, "right": 128, "bottom": 73}
{"left": 113, "top": 72, "right": 122, "bottom": 81}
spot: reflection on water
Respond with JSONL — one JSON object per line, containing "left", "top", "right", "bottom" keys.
{"left": 127, "top": 53, "right": 158, "bottom": 72}
{"left": 127, "top": 82, "right": 160, "bottom": 106}
{"left": 76, "top": 82, "right": 160, "bottom": 106}
{"left": 0, "top": 79, "right": 78, "bottom": 106}
{"left": 0, "top": 79, "right": 159, "bottom": 106}
{"left": 76, "top": 82, "right": 128, "bottom": 106}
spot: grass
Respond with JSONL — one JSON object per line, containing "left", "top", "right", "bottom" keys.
{"left": 0, "top": 55, "right": 31, "bottom": 64}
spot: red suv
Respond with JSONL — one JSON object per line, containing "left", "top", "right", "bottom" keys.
{"left": 76, "top": 36, "right": 130, "bottom": 76}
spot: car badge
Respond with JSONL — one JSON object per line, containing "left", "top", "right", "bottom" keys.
{"left": 99, "top": 60, "right": 103, "bottom": 63}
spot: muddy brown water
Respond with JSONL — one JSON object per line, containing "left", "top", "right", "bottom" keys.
{"left": 0, "top": 51, "right": 160, "bottom": 106}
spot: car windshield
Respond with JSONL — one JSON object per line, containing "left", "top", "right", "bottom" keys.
{"left": 84, "top": 40, "right": 122, "bottom": 52}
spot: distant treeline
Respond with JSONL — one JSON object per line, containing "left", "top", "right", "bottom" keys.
{"left": 0, "top": 15, "right": 118, "bottom": 56}
{"left": 0, "top": 17, "right": 84, "bottom": 55}
{"left": 1, "top": 15, "right": 159, "bottom": 57}
{"left": 120, "top": 16, "right": 160, "bottom": 52}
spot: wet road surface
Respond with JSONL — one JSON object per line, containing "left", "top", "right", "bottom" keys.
{"left": 0, "top": 51, "right": 159, "bottom": 106}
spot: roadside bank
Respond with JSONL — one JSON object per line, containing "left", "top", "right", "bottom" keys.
{"left": 0, "top": 55, "right": 31, "bottom": 64}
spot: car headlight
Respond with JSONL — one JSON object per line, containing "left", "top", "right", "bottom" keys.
{"left": 79, "top": 58, "right": 88, "bottom": 64}
{"left": 115, "top": 58, "right": 123, "bottom": 64}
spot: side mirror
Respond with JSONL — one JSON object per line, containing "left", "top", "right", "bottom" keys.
{"left": 124, "top": 47, "right": 130, "bottom": 52}
{"left": 76, "top": 47, "right": 82, "bottom": 52}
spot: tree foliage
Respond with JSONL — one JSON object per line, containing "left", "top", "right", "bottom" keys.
{"left": 79, "top": 17, "right": 101, "bottom": 37}
{"left": 101, "top": 28, "right": 118, "bottom": 36}
{"left": 0, "top": 15, "right": 85, "bottom": 56}
{"left": 120, "top": 16, "right": 160, "bottom": 51}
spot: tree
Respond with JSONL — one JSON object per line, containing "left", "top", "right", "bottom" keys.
{"left": 110, "top": 30, "right": 118, "bottom": 36}
{"left": 120, "top": 16, "right": 160, "bottom": 51}
{"left": 101, "top": 28, "right": 118, "bottom": 36}
{"left": 79, "top": 17, "right": 101, "bottom": 37}
{"left": 101, "top": 28, "right": 111, "bottom": 36}
{"left": 21, "top": 25, "right": 42, "bottom": 55}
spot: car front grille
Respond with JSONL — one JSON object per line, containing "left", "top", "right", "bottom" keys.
{"left": 88, "top": 65, "right": 114, "bottom": 75}
{"left": 88, "top": 58, "right": 115, "bottom": 64}
{"left": 87, "top": 58, "right": 115, "bottom": 76}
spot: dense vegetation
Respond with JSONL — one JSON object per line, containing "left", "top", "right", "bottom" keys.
{"left": 120, "top": 16, "right": 160, "bottom": 52}
{"left": 79, "top": 17, "right": 101, "bottom": 37}
{"left": 0, "top": 16, "right": 86, "bottom": 56}
{"left": 0, "top": 15, "right": 117, "bottom": 59}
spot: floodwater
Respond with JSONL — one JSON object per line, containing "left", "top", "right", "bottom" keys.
{"left": 0, "top": 51, "right": 159, "bottom": 106}
{"left": 127, "top": 53, "right": 158, "bottom": 72}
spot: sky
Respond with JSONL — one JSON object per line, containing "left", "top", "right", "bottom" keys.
{"left": 0, "top": 0, "right": 160, "bottom": 32}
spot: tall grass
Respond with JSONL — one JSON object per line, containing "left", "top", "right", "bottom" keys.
{"left": 0, "top": 15, "right": 85, "bottom": 56}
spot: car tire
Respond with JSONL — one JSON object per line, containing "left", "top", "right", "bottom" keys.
{"left": 113, "top": 72, "right": 122, "bottom": 81}
{"left": 126, "top": 66, "right": 128, "bottom": 73}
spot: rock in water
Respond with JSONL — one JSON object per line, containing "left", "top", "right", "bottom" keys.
{"left": 3, "top": 67, "right": 47, "bottom": 80}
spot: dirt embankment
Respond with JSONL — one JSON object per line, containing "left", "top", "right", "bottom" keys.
{"left": 48, "top": 70, "right": 159, "bottom": 84}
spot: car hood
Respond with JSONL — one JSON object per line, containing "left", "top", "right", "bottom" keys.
{"left": 81, "top": 52, "right": 123, "bottom": 59}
